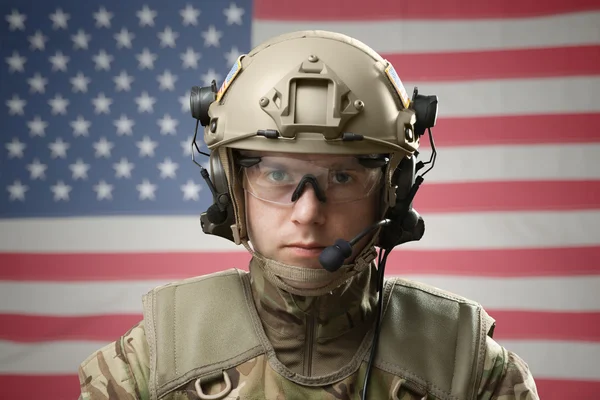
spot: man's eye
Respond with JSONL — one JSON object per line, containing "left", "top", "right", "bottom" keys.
{"left": 267, "top": 170, "right": 288, "bottom": 182}
{"left": 332, "top": 172, "right": 352, "bottom": 184}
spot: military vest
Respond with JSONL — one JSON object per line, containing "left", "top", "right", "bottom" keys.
{"left": 141, "top": 269, "right": 495, "bottom": 400}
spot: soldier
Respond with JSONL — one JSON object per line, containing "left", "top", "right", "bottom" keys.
{"left": 78, "top": 30, "right": 539, "bottom": 400}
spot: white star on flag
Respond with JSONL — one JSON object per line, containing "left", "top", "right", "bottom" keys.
{"left": 157, "top": 70, "right": 178, "bottom": 91}
{"left": 113, "top": 158, "right": 134, "bottom": 179}
{"left": 93, "top": 50, "right": 113, "bottom": 71}
{"left": 6, "top": 94, "right": 26, "bottom": 115}
{"left": 158, "top": 26, "right": 179, "bottom": 48}
{"left": 28, "top": 31, "right": 47, "bottom": 51}
{"left": 137, "top": 6, "right": 157, "bottom": 27}
{"left": 69, "top": 159, "right": 90, "bottom": 180}
{"left": 181, "top": 48, "right": 201, "bottom": 69}
{"left": 49, "top": 9, "right": 70, "bottom": 30}
{"left": 28, "top": 73, "right": 48, "bottom": 93}
{"left": 114, "top": 28, "right": 134, "bottom": 49}
{"left": 28, "top": 116, "right": 48, "bottom": 137}
{"left": 202, "top": 25, "right": 222, "bottom": 47}
{"left": 7, "top": 180, "right": 28, "bottom": 201}
{"left": 180, "top": 5, "right": 200, "bottom": 26}
{"left": 137, "top": 136, "right": 158, "bottom": 157}
{"left": 201, "top": 69, "right": 221, "bottom": 86}
{"left": 181, "top": 180, "right": 202, "bottom": 201}
{"left": 136, "top": 48, "right": 157, "bottom": 70}
{"left": 179, "top": 93, "right": 190, "bottom": 113}
{"left": 94, "top": 180, "right": 114, "bottom": 200}
{"left": 158, "top": 158, "right": 179, "bottom": 179}
{"left": 48, "top": 138, "right": 69, "bottom": 159}
{"left": 6, "top": 51, "right": 26, "bottom": 73}
{"left": 135, "top": 91, "right": 156, "bottom": 113}
{"left": 26, "top": 159, "right": 47, "bottom": 180}
{"left": 225, "top": 47, "right": 242, "bottom": 66}
{"left": 223, "top": 3, "right": 244, "bottom": 25}
{"left": 50, "top": 181, "right": 71, "bottom": 201}
{"left": 93, "top": 7, "right": 113, "bottom": 28}
{"left": 71, "top": 29, "right": 91, "bottom": 50}
{"left": 137, "top": 179, "right": 157, "bottom": 200}
{"left": 92, "top": 93, "right": 112, "bottom": 114}
{"left": 48, "top": 94, "right": 69, "bottom": 115}
{"left": 157, "top": 114, "right": 178, "bottom": 135}
{"left": 114, "top": 115, "right": 135, "bottom": 136}
{"left": 114, "top": 70, "right": 134, "bottom": 92}
{"left": 49, "top": 51, "right": 69, "bottom": 72}
{"left": 6, "top": 138, "right": 26, "bottom": 159}
{"left": 70, "top": 116, "right": 91, "bottom": 137}
{"left": 93, "top": 137, "right": 113, "bottom": 158}
{"left": 70, "top": 72, "right": 91, "bottom": 93}
{"left": 6, "top": 10, "right": 26, "bottom": 31}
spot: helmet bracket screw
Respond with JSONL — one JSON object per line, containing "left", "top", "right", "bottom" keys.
{"left": 353, "top": 100, "right": 364, "bottom": 110}
{"left": 308, "top": 55, "right": 319, "bottom": 63}
{"left": 404, "top": 125, "right": 414, "bottom": 141}
{"left": 259, "top": 97, "right": 269, "bottom": 107}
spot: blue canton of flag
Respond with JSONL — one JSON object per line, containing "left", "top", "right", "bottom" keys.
{"left": 0, "top": 0, "right": 252, "bottom": 218}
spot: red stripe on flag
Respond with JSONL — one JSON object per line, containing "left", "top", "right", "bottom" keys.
{"left": 254, "top": 0, "right": 600, "bottom": 20}
{"left": 417, "top": 181, "right": 600, "bottom": 213}
{"left": 0, "top": 375, "right": 599, "bottom": 400}
{"left": 535, "top": 379, "right": 600, "bottom": 400}
{"left": 383, "top": 46, "right": 600, "bottom": 81}
{"left": 1, "top": 311, "right": 598, "bottom": 343}
{"left": 2, "top": 246, "right": 599, "bottom": 281}
{"left": 418, "top": 113, "right": 600, "bottom": 148}
{"left": 490, "top": 311, "right": 600, "bottom": 341}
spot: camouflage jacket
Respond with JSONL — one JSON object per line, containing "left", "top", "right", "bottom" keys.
{"left": 78, "top": 261, "right": 539, "bottom": 400}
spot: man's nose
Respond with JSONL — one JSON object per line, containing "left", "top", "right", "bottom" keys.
{"left": 290, "top": 185, "right": 326, "bottom": 225}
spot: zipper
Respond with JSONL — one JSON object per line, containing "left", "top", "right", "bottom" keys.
{"left": 303, "top": 311, "right": 316, "bottom": 376}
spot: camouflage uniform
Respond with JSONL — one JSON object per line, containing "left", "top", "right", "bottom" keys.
{"left": 78, "top": 259, "right": 539, "bottom": 400}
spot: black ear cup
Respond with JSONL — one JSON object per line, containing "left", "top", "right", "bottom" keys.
{"left": 199, "top": 152, "right": 236, "bottom": 242}
{"left": 378, "top": 156, "right": 424, "bottom": 250}
{"left": 190, "top": 81, "right": 217, "bottom": 126}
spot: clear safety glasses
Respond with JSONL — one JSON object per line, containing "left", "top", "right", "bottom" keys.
{"left": 239, "top": 155, "right": 384, "bottom": 205}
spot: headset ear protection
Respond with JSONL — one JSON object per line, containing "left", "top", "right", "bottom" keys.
{"left": 190, "top": 82, "right": 237, "bottom": 241}
{"left": 377, "top": 154, "right": 425, "bottom": 250}
{"left": 199, "top": 152, "right": 236, "bottom": 242}
{"left": 377, "top": 88, "right": 438, "bottom": 250}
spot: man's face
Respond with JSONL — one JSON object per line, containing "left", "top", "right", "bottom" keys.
{"left": 243, "top": 151, "right": 382, "bottom": 270}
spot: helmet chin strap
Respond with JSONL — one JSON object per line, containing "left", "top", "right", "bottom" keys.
{"left": 241, "top": 235, "right": 379, "bottom": 297}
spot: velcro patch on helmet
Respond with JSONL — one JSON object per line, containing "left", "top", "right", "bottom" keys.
{"left": 216, "top": 55, "right": 244, "bottom": 102}
{"left": 384, "top": 60, "right": 411, "bottom": 110}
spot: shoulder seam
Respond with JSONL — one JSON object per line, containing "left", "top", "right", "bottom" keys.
{"left": 390, "top": 277, "right": 481, "bottom": 306}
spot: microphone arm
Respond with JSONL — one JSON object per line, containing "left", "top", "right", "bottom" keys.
{"left": 319, "top": 219, "right": 392, "bottom": 272}
{"left": 349, "top": 219, "right": 392, "bottom": 247}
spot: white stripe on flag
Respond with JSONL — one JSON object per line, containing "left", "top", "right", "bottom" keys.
{"left": 417, "top": 143, "right": 600, "bottom": 183}
{"left": 2, "top": 210, "right": 599, "bottom": 252}
{"left": 2, "top": 276, "right": 599, "bottom": 315}
{"left": 402, "top": 76, "right": 600, "bottom": 117}
{"left": 498, "top": 340, "right": 600, "bottom": 381}
{"left": 0, "top": 339, "right": 598, "bottom": 379}
{"left": 252, "top": 11, "right": 600, "bottom": 53}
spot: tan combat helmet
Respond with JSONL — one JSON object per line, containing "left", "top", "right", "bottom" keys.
{"left": 189, "top": 30, "right": 438, "bottom": 248}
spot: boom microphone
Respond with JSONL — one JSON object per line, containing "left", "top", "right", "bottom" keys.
{"left": 319, "top": 219, "right": 392, "bottom": 272}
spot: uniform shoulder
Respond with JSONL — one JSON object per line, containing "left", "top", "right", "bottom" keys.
{"left": 78, "top": 320, "right": 150, "bottom": 400}
{"left": 147, "top": 268, "right": 247, "bottom": 294}
{"left": 477, "top": 335, "right": 540, "bottom": 399}
{"left": 387, "top": 276, "right": 484, "bottom": 306}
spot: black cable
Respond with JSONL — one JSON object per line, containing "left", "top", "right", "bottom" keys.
{"left": 361, "top": 247, "right": 392, "bottom": 399}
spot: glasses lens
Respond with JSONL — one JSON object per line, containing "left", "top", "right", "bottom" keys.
{"left": 242, "top": 156, "right": 382, "bottom": 204}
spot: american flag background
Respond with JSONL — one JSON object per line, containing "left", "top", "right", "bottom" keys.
{"left": 1, "top": 0, "right": 599, "bottom": 398}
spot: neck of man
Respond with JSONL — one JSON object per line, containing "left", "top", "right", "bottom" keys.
{"left": 248, "top": 256, "right": 379, "bottom": 378}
